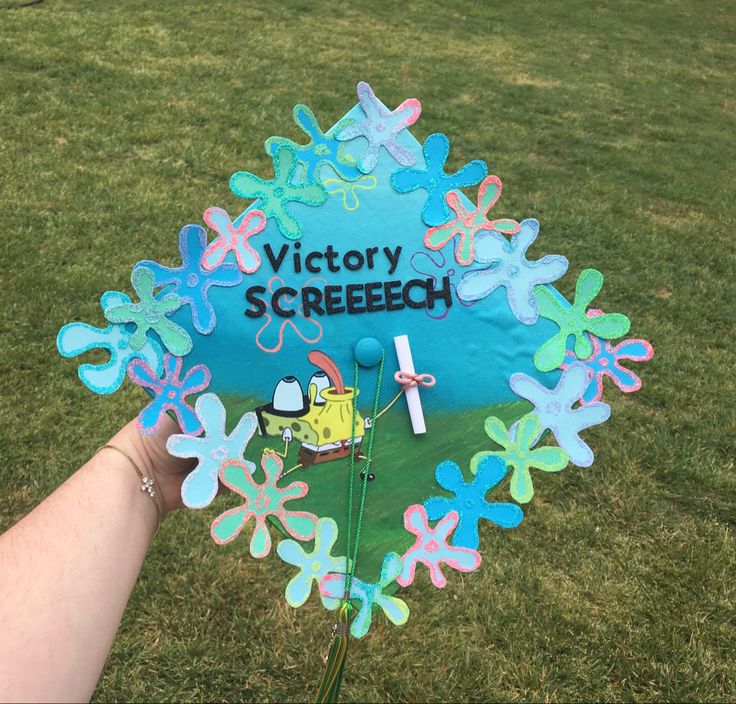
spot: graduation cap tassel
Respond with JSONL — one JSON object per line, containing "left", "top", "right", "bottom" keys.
{"left": 315, "top": 354, "right": 385, "bottom": 703}
{"left": 315, "top": 600, "right": 354, "bottom": 703}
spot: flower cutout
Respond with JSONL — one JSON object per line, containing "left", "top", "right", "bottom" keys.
{"left": 320, "top": 552, "right": 409, "bottom": 639}
{"left": 251, "top": 275, "right": 324, "bottom": 354}
{"left": 457, "top": 218, "right": 569, "bottom": 325}
{"left": 409, "top": 248, "right": 479, "bottom": 320}
{"left": 230, "top": 144, "right": 327, "bottom": 240}
{"left": 200, "top": 207, "right": 267, "bottom": 275}
{"left": 211, "top": 452, "right": 318, "bottom": 558}
{"left": 471, "top": 413, "right": 569, "bottom": 503}
{"left": 103, "top": 266, "right": 192, "bottom": 356}
{"left": 335, "top": 81, "right": 422, "bottom": 174}
{"left": 56, "top": 291, "right": 165, "bottom": 395}
{"left": 424, "top": 176, "right": 520, "bottom": 265}
{"left": 390, "top": 133, "right": 488, "bottom": 227}
{"left": 423, "top": 458, "right": 523, "bottom": 550}
{"left": 533, "top": 269, "right": 631, "bottom": 372}
{"left": 322, "top": 174, "right": 377, "bottom": 211}
{"left": 166, "top": 393, "right": 258, "bottom": 509}
{"left": 276, "top": 517, "right": 347, "bottom": 608}
{"left": 137, "top": 223, "right": 243, "bottom": 335}
{"left": 127, "top": 354, "right": 211, "bottom": 435}
{"left": 265, "top": 104, "right": 362, "bottom": 184}
{"left": 396, "top": 504, "right": 481, "bottom": 588}
{"left": 509, "top": 363, "right": 611, "bottom": 468}
{"left": 561, "top": 310, "right": 654, "bottom": 404}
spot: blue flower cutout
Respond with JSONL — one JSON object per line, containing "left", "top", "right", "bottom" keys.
{"left": 336, "top": 81, "right": 422, "bottom": 174}
{"left": 456, "top": 219, "right": 569, "bottom": 325}
{"left": 57, "top": 291, "right": 164, "bottom": 395}
{"left": 265, "top": 104, "right": 362, "bottom": 184}
{"left": 276, "top": 517, "right": 347, "bottom": 608}
{"left": 127, "top": 354, "right": 211, "bottom": 436}
{"left": 424, "top": 457, "right": 523, "bottom": 550}
{"left": 137, "top": 224, "right": 242, "bottom": 335}
{"left": 320, "top": 552, "right": 410, "bottom": 639}
{"left": 390, "top": 133, "right": 488, "bottom": 227}
{"left": 509, "top": 363, "right": 611, "bottom": 468}
{"left": 166, "top": 393, "right": 257, "bottom": 509}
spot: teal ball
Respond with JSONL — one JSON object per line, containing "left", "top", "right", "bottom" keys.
{"left": 354, "top": 337, "right": 384, "bottom": 368}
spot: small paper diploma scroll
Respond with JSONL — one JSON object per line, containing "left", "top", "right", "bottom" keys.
{"left": 393, "top": 334, "right": 428, "bottom": 435}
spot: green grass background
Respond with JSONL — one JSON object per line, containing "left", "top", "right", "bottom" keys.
{"left": 1, "top": 1, "right": 735, "bottom": 701}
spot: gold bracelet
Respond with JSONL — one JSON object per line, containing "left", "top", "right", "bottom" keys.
{"left": 97, "top": 444, "right": 163, "bottom": 531}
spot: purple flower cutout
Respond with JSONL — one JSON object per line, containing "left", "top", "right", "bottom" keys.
{"left": 137, "top": 224, "right": 242, "bottom": 335}
{"left": 509, "top": 363, "right": 611, "bottom": 468}
{"left": 127, "top": 354, "right": 211, "bottom": 435}
{"left": 336, "top": 81, "right": 422, "bottom": 174}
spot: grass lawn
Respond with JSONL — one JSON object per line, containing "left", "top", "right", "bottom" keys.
{"left": 1, "top": 1, "right": 735, "bottom": 702}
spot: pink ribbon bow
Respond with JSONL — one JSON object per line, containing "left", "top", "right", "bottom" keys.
{"left": 394, "top": 370, "right": 436, "bottom": 389}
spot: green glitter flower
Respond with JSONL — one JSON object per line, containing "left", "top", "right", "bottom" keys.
{"left": 533, "top": 269, "right": 630, "bottom": 372}
{"left": 103, "top": 266, "right": 192, "bottom": 356}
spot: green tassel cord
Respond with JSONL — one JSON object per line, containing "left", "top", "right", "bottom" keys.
{"left": 314, "top": 356, "right": 385, "bottom": 703}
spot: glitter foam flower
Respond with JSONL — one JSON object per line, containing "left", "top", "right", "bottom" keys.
{"left": 127, "top": 353, "right": 211, "bottom": 435}
{"left": 201, "top": 207, "right": 267, "bottom": 275}
{"left": 211, "top": 452, "right": 318, "bottom": 558}
{"left": 137, "top": 223, "right": 243, "bottom": 334}
{"left": 423, "top": 457, "right": 523, "bottom": 550}
{"left": 561, "top": 311, "right": 654, "bottom": 404}
{"left": 266, "top": 104, "right": 362, "bottom": 183}
{"left": 103, "top": 266, "right": 192, "bottom": 356}
{"left": 276, "top": 517, "right": 347, "bottom": 608}
{"left": 390, "top": 132, "right": 487, "bottom": 227}
{"left": 533, "top": 269, "right": 630, "bottom": 372}
{"left": 509, "top": 363, "right": 611, "bottom": 468}
{"left": 320, "top": 552, "right": 409, "bottom": 639}
{"left": 335, "top": 81, "right": 422, "bottom": 174}
{"left": 457, "top": 218, "right": 569, "bottom": 325}
{"left": 230, "top": 144, "right": 327, "bottom": 240}
{"left": 166, "top": 393, "right": 257, "bottom": 509}
{"left": 56, "top": 291, "right": 164, "bottom": 395}
{"left": 396, "top": 504, "right": 481, "bottom": 588}
{"left": 424, "top": 175, "right": 520, "bottom": 265}
{"left": 471, "top": 413, "right": 569, "bottom": 503}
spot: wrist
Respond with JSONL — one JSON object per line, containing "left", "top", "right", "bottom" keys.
{"left": 106, "top": 419, "right": 185, "bottom": 516}
{"left": 90, "top": 445, "right": 161, "bottom": 537}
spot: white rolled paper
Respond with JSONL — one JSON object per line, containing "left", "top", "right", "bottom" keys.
{"left": 393, "top": 334, "right": 427, "bottom": 435}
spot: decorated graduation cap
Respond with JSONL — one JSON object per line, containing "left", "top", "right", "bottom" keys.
{"left": 57, "top": 81, "right": 653, "bottom": 702}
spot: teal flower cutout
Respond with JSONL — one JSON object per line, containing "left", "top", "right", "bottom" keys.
{"left": 56, "top": 291, "right": 164, "bottom": 395}
{"left": 424, "top": 458, "right": 523, "bottom": 549}
{"left": 276, "top": 517, "right": 347, "bottom": 608}
{"left": 211, "top": 452, "right": 318, "bottom": 558}
{"left": 320, "top": 552, "right": 409, "bottom": 639}
{"left": 471, "top": 413, "right": 569, "bottom": 503}
{"left": 229, "top": 144, "right": 328, "bottom": 240}
{"left": 103, "top": 266, "right": 192, "bottom": 356}
{"left": 533, "top": 269, "right": 631, "bottom": 372}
